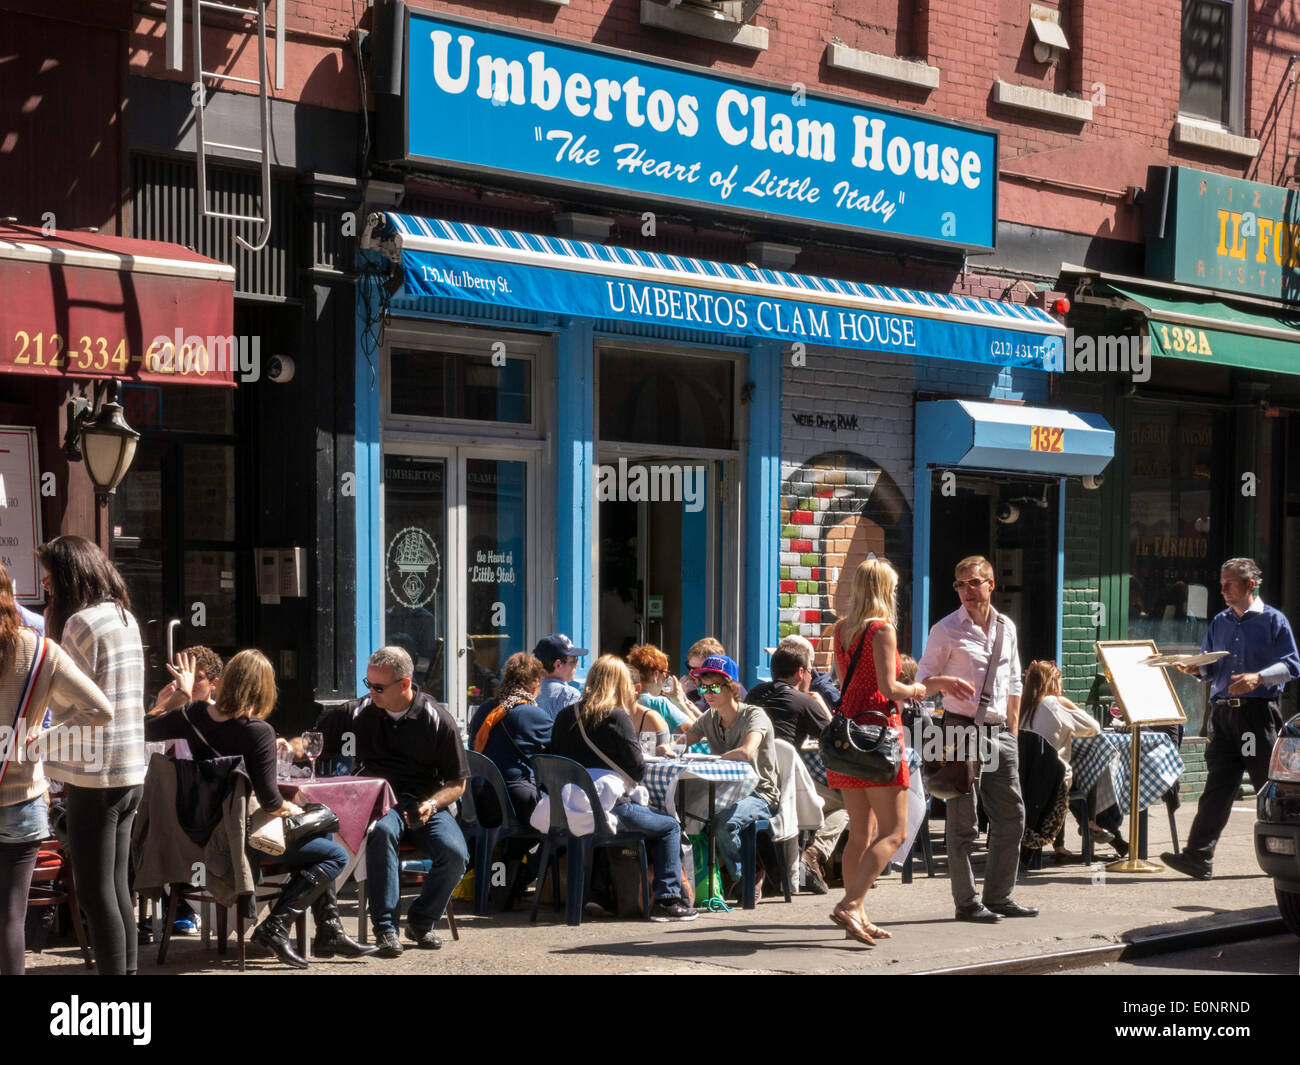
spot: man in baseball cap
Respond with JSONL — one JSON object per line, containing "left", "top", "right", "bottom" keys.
{"left": 533, "top": 633, "right": 589, "bottom": 720}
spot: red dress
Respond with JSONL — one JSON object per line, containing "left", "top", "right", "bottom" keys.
{"left": 827, "top": 620, "right": 909, "bottom": 790}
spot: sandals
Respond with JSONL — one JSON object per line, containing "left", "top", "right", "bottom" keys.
{"left": 830, "top": 908, "right": 885, "bottom": 946}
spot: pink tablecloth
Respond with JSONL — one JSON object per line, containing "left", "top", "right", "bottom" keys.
{"left": 279, "top": 776, "right": 396, "bottom": 853}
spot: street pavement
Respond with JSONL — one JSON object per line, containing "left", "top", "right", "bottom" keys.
{"left": 1064, "top": 934, "right": 1298, "bottom": 975}
{"left": 26, "top": 802, "right": 1286, "bottom": 975}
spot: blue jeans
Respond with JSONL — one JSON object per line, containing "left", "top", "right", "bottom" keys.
{"left": 714, "top": 795, "right": 773, "bottom": 881}
{"left": 278, "top": 833, "right": 347, "bottom": 882}
{"left": 366, "top": 808, "right": 468, "bottom": 934}
{"left": 0, "top": 795, "right": 48, "bottom": 844}
{"left": 612, "top": 801, "right": 682, "bottom": 901}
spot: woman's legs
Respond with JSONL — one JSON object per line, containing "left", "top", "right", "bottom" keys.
{"left": 66, "top": 784, "right": 140, "bottom": 976}
{"left": 835, "top": 786, "right": 908, "bottom": 931}
{"left": 111, "top": 787, "right": 142, "bottom": 973}
{"left": 0, "top": 840, "right": 41, "bottom": 975}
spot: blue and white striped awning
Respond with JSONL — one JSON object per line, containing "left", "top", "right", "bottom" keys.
{"left": 362, "top": 213, "right": 1064, "bottom": 370}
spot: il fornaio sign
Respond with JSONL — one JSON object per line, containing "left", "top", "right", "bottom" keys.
{"left": 394, "top": 12, "right": 997, "bottom": 250}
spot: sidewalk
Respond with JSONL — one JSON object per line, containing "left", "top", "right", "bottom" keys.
{"left": 26, "top": 803, "right": 1278, "bottom": 975}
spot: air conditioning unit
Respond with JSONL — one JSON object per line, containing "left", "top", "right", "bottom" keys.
{"left": 673, "top": 0, "right": 763, "bottom": 22}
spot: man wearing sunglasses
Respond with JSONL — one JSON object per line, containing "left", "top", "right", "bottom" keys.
{"left": 310, "top": 645, "right": 469, "bottom": 957}
{"left": 677, "top": 654, "right": 781, "bottom": 895}
{"left": 917, "top": 556, "right": 1035, "bottom": 925}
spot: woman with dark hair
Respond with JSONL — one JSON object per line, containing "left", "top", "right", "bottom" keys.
{"left": 38, "top": 535, "right": 147, "bottom": 975}
{"left": 146, "top": 649, "right": 374, "bottom": 966}
{"left": 0, "top": 562, "right": 113, "bottom": 974}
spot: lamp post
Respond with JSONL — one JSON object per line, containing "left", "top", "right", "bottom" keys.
{"left": 63, "top": 381, "right": 140, "bottom": 506}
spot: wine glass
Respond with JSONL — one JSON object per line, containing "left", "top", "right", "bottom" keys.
{"left": 303, "top": 731, "right": 324, "bottom": 780}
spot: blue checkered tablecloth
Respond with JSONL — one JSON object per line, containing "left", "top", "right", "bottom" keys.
{"left": 1070, "top": 731, "right": 1183, "bottom": 815}
{"left": 800, "top": 746, "right": 921, "bottom": 788}
{"left": 642, "top": 758, "right": 758, "bottom": 825}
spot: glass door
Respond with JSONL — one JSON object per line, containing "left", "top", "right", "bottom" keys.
{"left": 382, "top": 445, "right": 536, "bottom": 727}
{"left": 112, "top": 385, "right": 244, "bottom": 697}
{"left": 597, "top": 454, "right": 721, "bottom": 670}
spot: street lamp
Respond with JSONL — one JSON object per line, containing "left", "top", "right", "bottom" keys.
{"left": 63, "top": 381, "right": 140, "bottom": 505}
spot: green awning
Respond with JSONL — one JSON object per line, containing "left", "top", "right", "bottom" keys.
{"left": 1107, "top": 283, "right": 1300, "bottom": 375}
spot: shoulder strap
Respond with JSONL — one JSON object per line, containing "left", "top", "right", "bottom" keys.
{"left": 837, "top": 622, "right": 875, "bottom": 702}
{"left": 183, "top": 703, "right": 223, "bottom": 758}
{"left": 0, "top": 636, "right": 48, "bottom": 788}
{"left": 973, "top": 616, "right": 1007, "bottom": 727}
{"left": 573, "top": 708, "right": 636, "bottom": 791}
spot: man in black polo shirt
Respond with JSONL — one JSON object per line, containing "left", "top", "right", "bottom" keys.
{"left": 324, "top": 646, "right": 469, "bottom": 957}
{"left": 748, "top": 645, "right": 832, "bottom": 746}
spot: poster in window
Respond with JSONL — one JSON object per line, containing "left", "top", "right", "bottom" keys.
{"left": 0, "top": 427, "right": 42, "bottom": 602}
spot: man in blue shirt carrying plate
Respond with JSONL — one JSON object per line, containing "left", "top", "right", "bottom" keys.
{"left": 1164, "top": 557, "right": 1300, "bottom": 879}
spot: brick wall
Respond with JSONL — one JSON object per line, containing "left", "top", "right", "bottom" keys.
{"left": 126, "top": 1, "right": 1300, "bottom": 235}
{"left": 779, "top": 341, "right": 1052, "bottom": 667}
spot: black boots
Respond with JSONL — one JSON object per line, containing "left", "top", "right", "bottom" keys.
{"left": 311, "top": 885, "right": 377, "bottom": 958}
{"left": 251, "top": 866, "right": 331, "bottom": 969}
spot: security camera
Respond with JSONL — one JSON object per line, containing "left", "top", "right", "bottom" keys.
{"left": 1082, "top": 474, "right": 1104, "bottom": 491}
{"left": 996, "top": 502, "right": 1020, "bottom": 525}
{"left": 267, "top": 355, "right": 295, "bottom": 383}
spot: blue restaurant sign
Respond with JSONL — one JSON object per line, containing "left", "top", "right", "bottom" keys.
{"left": 391, "top": 11, "right": 998, "bottom": 251}
{"left": 366, "top": 215, "right": 1061, "bottom": 370}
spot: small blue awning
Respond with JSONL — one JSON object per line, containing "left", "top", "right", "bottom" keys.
{"left": 361, "top": 213, "right": 1065, "bottom": 371}
{"left": 915, "top": 399, "right": 1114, "bottom": 476}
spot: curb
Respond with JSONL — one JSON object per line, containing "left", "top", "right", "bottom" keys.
{"left": 914, "top": 915, "right": 1287, "bottom": 975}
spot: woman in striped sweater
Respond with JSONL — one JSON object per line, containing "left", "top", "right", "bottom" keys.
{"left": 0, "top": 563, "right": 113, "bottom": 975}
{"left": 39, "top": 536, "right": 148, "bottom": 976}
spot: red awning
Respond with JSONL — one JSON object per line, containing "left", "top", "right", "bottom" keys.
{"left": 0, "top": 223, "right": 239, "bottom": 387}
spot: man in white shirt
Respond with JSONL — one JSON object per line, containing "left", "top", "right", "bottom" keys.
{"left": 916, "top": 555, "right": 1037, "bottom": 923}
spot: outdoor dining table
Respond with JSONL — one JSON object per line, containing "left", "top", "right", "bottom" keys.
{"left": 278, "top": 774, "right": 397, "bottom": 888}
{"left": 800, "top": 746, "right": 927, "bottom": 874}
{"left": 1071, "top": 730, "right": 1183, "bottom": 816}
{"left": 641, "top": 755, "right": 758, "bottom": 905}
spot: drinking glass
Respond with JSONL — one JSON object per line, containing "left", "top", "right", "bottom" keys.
{"left": 276, "top": 745, "right": 294, "bottom": 781}
{"left": 639, "top": 734, "right": 657, "bottom": 758}
{"left": 303, "top": 731, "right": 324, "bottom": 780}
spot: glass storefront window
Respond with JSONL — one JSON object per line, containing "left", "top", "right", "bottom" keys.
{"left": 598, "top": 349, "right": 734, "bottom": 450}
{"left": 390, "top": 348, "right": 532, "bottom": 424}
{"left": 383, "top": 454, "right": 448, "bottom": 703}
{"left": 1129, "top": 404, "right": 1227, "bottom": 728}
{"left": 183, "top": 444, "right": 237, "bottom": 541}
{"left": 465, "top": 458, "right": 528, "bottom": 708}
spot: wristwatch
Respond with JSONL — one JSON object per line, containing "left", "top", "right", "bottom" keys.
{"left": 429, "top": 799, "right": 439, "bottom": 817}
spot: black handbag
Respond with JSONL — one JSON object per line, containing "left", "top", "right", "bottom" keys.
{"left": 820, "top": 710, "right": 903, "bottom": 782}
{"left": 282, "top": 802, "right": 340, "bottom": 847}
{"left": 819, "top": 624, "right": 903, "bottom": 783}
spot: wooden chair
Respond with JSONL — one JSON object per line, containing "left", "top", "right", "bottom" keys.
{"left": 28, "top": 840, "right": 92, "bottom": 968}
{"left": 154, "top": 863, "right": 308, "bottom": 972}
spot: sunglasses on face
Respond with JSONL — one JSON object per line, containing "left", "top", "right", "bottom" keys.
{"left": 365, "top": 679, "right": 397, "bottom": 693}
{"left": 698, "top": 681, "right": 727, "bottom": 695}
{"left": 953, "top": 579, "right": 989, "bottom": 591}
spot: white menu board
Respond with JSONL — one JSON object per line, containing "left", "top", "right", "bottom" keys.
{"left": 0, "top": 427, "right": 42, "bottom": 602}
